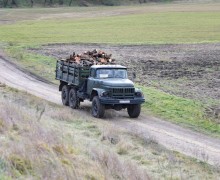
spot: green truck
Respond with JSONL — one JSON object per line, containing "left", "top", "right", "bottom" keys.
{"left": 55, "top": 60, "right": 145, "bottom": 118}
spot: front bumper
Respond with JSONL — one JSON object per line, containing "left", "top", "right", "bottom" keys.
{"left": 99, "top": 97, "right": 145, "bottom": 105}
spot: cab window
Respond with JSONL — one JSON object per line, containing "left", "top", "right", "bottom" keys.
{"left": 96, "top": 69, "right": 127, "bottom": 79}
{"left": 90, "top": 69, "right": 96, "bottom": 78}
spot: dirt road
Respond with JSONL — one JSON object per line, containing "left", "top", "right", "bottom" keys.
{"left": 0, "top": 55, "right": 220, "bottom": 166}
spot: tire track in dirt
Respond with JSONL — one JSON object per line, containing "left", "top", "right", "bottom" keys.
{"left": 0, "top": 55, "right": 220, "bottom": 166}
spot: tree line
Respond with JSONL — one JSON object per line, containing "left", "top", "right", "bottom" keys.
{"left": 0, "top": 0, "right": 170, "bottom": 8}
{"left": 1, "top": 0, "right": 74, "bottom": 7}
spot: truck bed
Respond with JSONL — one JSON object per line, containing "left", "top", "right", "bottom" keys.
{"left": 55, "top": 60, "right": 90, "bottom": 86}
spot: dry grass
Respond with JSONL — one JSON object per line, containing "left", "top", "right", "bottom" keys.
{"left": 0, "top": 102, "right": 79, "bottom": 179}
{"left": 0, "top": 85, "right": 219, "bottom": 179}
{"left": 90, "top": 148, "right": 150, "bottom": 180}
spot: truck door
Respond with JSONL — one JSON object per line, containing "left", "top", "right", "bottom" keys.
{"left": 87, "top": 69, "right": 96, "bottom": 95}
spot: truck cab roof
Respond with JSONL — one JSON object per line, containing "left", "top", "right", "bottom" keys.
{"left": 91, "top": 65, "right": 127, "bottom": 69}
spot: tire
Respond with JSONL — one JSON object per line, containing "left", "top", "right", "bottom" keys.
{"left": 61, "top": 85, "right": 69, "bottom": 106}
{"left": 127, "top": 104, "right": 141, "bottom": 118}
{"left": 69, "top": 88, "right": 80, "bottom": 109}
{"left": 92, "top": 96, "right": 105, "bottom": 118}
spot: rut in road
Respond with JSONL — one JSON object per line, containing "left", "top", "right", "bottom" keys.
{"left": 0, "top": 56, "right": 220, "bottom": 166}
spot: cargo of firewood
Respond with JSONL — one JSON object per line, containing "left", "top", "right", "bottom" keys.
{"left": 62, "top": 49, "right": 116, "bottom": 66}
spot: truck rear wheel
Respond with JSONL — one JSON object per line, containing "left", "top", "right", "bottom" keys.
{"left": 61, "top": 85, "right": 69, "bottom": 106}
{"left": 92, "top": 96, "right": 105, "bottom": 118}
{"left": 127, "top": 104, "right": 141, "bottom": 118}
{"left": 69, "top": 88, "right": 80, "bottom": 109}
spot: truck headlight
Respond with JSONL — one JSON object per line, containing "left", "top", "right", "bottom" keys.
{"left": 135, "top": 92, "right": 144, "bottom": 98}
{"left": 101, "top": 91, "right": 110, "bottom": 97}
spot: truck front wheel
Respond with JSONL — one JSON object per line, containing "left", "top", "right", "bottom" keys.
{"left": 127, "top": 104, "right": 141, "bottom": 118}
{"left": 92, "top": 96, "right": 105, "bottom": 118}
{"left": 69, "top": 88, "right": 80, "bottom": 109}
{"left": 61, "top": 85, "right": 69, "bottom": 106}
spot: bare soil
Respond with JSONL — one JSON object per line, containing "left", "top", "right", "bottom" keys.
{"left": 1, "top": 49, "right": 220, "bottom": 166}
{"left": 30, "top": 43, "right": 220, "bottom": 118}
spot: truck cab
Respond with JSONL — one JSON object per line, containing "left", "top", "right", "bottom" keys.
{"left": 86, "top": 65, "right": 145, "bottom": 118}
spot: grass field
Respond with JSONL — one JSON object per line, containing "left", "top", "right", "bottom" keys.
{"left": 0, "top": 2, "right": 220, "bottom": 136}
{"left": 0, "top": 85, "right": 219, "bottom": 179}
{"left": 1, "top": 11, "right": 220, "bottom": 45}
{"left": 140, "top": 86, "right": 220, "bottom": 136}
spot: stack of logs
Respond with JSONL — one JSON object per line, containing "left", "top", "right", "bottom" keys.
{"left": 62, "top": 49, "right": 116, "bottom": 66}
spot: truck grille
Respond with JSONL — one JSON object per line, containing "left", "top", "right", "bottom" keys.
{"left": 111, "top": 88, "right": 135, "bottom": 99}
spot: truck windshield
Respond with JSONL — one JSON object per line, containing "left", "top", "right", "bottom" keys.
{"left": 96, "top": 69, "right": 127, "bottom": 79}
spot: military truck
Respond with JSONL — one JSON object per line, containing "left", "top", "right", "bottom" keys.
{"left": 55, "top": 60, "right": 145, "bottom": 118}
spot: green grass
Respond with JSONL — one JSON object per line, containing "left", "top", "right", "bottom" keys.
{"left": 140, "top": 85, "right": 220, "bottom": 136}
{"left": 1, "top": 11, "right": 220, "bottom": 45}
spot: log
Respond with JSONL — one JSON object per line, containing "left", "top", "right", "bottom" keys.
{"left": 63, "top": 49, "right": 116, "bottom": 66}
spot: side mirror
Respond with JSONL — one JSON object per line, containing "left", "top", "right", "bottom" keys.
{"left": 132, "top": 72, "right": 136, "bottom": 80}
